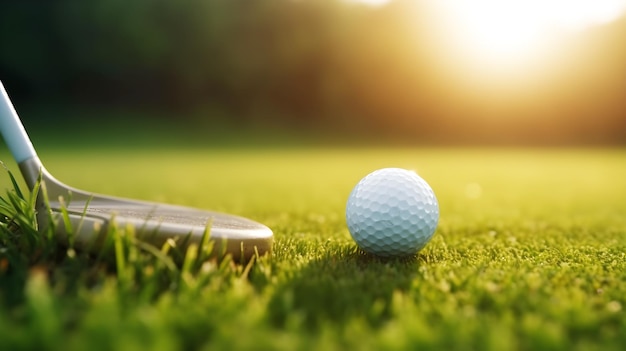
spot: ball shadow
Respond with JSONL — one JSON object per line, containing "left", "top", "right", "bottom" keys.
{"left": 266, "top": 248, "right": 426, "bottom": 330}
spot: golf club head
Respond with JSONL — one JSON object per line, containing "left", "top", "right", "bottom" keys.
{"left": 1, "top": 81, "right": 273, "bottom": 261}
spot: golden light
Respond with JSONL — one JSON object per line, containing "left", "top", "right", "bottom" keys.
{"left": 547, "top": 0, "right": 626, "bottom": 30}
{"left": 438, "top": 1, "right": 542, "bottom": 65}
{"left": 427, "top": 0, "right": 626, "bottom": 84}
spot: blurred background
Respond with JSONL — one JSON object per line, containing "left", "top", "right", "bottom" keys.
{"left": 1, "top": 0, "right": 625, "bottom": 146}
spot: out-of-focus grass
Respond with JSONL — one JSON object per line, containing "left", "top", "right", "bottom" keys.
{"left": 0, "top": 147, "right": 625, "bottom": 350}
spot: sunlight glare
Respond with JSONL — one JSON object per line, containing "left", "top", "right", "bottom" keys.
{"left": 444, "top": 1, "right": 542, "bottom": 61}
{"left": 546, "top": 0, "right": 626, "bottom": 30}
{"left": 429, "top": 0, "right": 626, "bottom": 76}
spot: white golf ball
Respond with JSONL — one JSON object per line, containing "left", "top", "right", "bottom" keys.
{"left": 346, "top": 168, "right": 439, "bottom": 257}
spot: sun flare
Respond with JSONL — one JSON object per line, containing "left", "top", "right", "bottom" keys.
{"left": 429, "top": 0, "right": 626, "bottom": 78}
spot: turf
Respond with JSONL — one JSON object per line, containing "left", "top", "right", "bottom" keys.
{"left": 1, "top": 147, "right": 625, "bottom": 350}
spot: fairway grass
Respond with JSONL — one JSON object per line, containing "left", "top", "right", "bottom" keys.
{"left": 1, "top": 148, "right": 625, "bottom": 350}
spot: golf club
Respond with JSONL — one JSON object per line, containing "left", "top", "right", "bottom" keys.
{"left": 0, "top": 80, "right": 273, "bottom": 260}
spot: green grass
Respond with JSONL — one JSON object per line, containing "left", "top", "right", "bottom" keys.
{"left": 1, "top": 147, "right": 625, "bottom": 350}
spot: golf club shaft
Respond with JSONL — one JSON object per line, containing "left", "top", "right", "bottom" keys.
{"left": 0, "top": 81, "right": 37, "bottom": 164}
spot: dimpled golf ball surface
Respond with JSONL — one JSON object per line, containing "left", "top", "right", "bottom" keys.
{"left": 346, "top": 168, "right": 439, "bottom": 257}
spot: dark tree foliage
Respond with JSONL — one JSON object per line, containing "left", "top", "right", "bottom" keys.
{"left": 1, "top": 1, "right": 350, "bottom": 108}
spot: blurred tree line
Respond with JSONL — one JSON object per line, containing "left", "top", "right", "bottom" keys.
{"left": 1, "top": 0, "right": 624, "bottom": 144}
{"left": 1, "top": 1, "right": 430, "bottom": 128}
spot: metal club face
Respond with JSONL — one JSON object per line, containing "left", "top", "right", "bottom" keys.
{"left": 0, "top": 81, "right": 273, "bottom": 261}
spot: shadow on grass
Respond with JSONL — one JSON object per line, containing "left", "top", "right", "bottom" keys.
{"left": 266, "top": 248, "right": 426, "bottom": 330}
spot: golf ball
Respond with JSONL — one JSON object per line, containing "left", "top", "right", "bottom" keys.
{"left": 346, "top": 168, "right": 439, "bottom": 257}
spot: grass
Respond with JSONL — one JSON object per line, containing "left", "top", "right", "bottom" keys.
{"left": 0, "top": 147, "right": 625, "bottom": 350}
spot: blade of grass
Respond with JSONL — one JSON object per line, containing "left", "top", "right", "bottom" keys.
{"left": 1, "top": 162, "right": 24, "bottom": 200}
